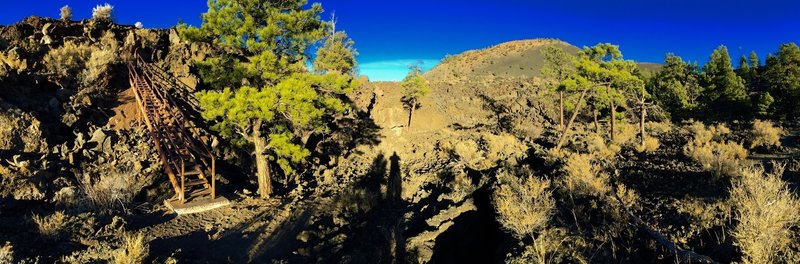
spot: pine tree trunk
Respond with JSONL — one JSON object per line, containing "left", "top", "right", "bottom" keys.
{"left": 640, "top": 98, "right": 646, "bottom": 145}
{"left": 559, "top": 91, "right": 564, "bottom": 130}
{"left": 252, "top": 119, "right": 272, "bottom": 198}
{"left": 407, "top": 106, "right": 413, "bottom": 128}
{"left": 610, "top": 100, "right": 616, "bottom": 142}
{"left": 555, "top": 86, "right": 592, "bottom": 151}
{"left": 593, "top": 108, "right": 599, "bottom": 133}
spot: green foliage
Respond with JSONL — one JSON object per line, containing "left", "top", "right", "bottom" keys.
{"left": 182, "top": 0, "right": 326, "bottom": 87}
{"left": 197, "top": 72, "right": 354, "bottom": 175}
{"left": 401, "top": 66, "right": 430, "bottom": 111}
{"left": 755, "top": 92, "right": 774, "bottom": 118}
{"left": 576, "top": 43, "right": 644, "bottom": 121}
{"left": 313, "top": 31, "right": 358, "bottom": 75}
{"left": 764, "top": 43, "right": 800, "bottom": 117}
{"left": 189, "top": 0, "right": 358, "bottom": 179}
{"left": 541, "top": 46, "right": 577, "bottom": 90}
{"left": 749, "top": 51, "right": 760, "bottom": 69}
{"left": 648, "top": 54, "right": 702, "bottom": 118}
{"left": 195, "top": 57, "right": 249, "bottom": 89}
{"left": 701, "top": 45, "right": 749, "bottom": 116}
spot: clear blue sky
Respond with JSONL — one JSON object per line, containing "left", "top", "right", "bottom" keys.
{"left": 2, "top": 1, "right": 799, "bottom": 81}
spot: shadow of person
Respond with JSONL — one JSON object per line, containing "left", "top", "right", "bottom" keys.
{"left": 385, "top": 152, "right": 405, "bottom": 262}
{"left": 387, "top": 152, "right": 402, "bottom": 207}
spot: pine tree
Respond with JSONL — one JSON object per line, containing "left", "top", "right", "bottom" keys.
{"left": 183, "top": 0, "right": 357, "bottom": 198}
{"left": 541, "top": 46, "right": 578, "bottom": 130}
{"left": 755, "top": 92, "right": 774, "bottom": 118}
{"left": 701, "top": 45, "right": 749, "bottom": 117}
{"left": 647, "top": 54, "right": 702, "bottom": 119}
{"left": 401, "top": 65, "right": 430, "bottom": 128}
{"left": 553, "top": 43, "right": 642, "bottom": 150}
{"left": 577, "top": 43, "right": 639, "bottom": 141}
{"left": 314, "top": 31, "right": 358, "bottom": 75}
{"left": 764, "top": 43, "right": 800, "bottom": 117}
{"left": 749, "top": 51, "right": 760, "bottom": 69}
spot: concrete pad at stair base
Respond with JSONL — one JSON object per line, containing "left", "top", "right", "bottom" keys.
{"left": 164, "top": 196, "right": 231, "bottom": 215}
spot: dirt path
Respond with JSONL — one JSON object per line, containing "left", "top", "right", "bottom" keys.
{"left": 126, "top": 195, "right": 323, "bottom": 263}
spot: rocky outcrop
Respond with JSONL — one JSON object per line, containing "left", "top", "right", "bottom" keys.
{"left": 0, "top": 109, "right": 46, "bottom": 153}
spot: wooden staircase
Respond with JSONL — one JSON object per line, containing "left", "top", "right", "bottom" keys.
{"left": 127, "top": 57, "right": 219, "bottom": 207}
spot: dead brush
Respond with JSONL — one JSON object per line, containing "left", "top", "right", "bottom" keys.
{"left": 0, "top": 241, "right": 13, "bottom": 263}
{"left": 495, "top": 169, "right": 571, "bottom": 264}
{"left": 494, "top": 170, "right": 554, "bottom": 238}
{"left": 749, "top": 119, "right": 783, "bottom": 149}
{"left": 79, "top": 167, "right": 139, "bottom": 213}
{"left": 32, "top": 211, "right": 67, "bottom": 239}
{"left": 635, "top": 136, "right": 660, "bottom": 153}
{"left": 586, "top": 134, "right": 620, "bottom": 161}
{"left": 563, "top": 153, "right": 610, "bottom": 197}
{"left": 730, "top": 164, "right": 800, "bottom": 264}
{"left": 683, "top": 121, "right": 747, "bottom": 178}
{"left": 114, "top": 232, "right": 149, "bottom": 264}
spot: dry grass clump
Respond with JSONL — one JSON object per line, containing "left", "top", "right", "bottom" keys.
{"left": 749, "top": 120, "right": 783, "bottom": 149}
{"left": 0, "top": 242, "right": 12, "bottom": 263}
{"left": 612, "top": 122, "right": 639, "bottom": 146}
{"left": 60, "top": 5, "right": 72, "bottom": 21}
{"left": 684, "top": 121, "right": 747, "bottom": 178}
{"left": 586, "top": 134, "right": 620, "bottom": 161}
{"left": 32, "top": 211, "right": 67, "bottom": 238}
{"left": 495, "top": 170, "right": 574, "bottom": 264}
{"left": 114, "top": 232, "right": 149, "bottom": 264}
{"left": 646, "top": 121, "right": 673, "bottom": 135}
{"left": 506, "top": 228, "right": 576, "bottom": 264}
{"left": 43, "top": 41, "right": 92, "bottom": 79}
{"left": 445, "top": 169, "right": 475, "bottom": 202}
{"left": 80, "top": 168, "right": 138, "bottom": 212}
{"left": 563, "top": 153, "right": 610, "bottom": 197}
{"left": 494, "top": 171, "right": 554, "bottom": 238}
{"left": 730, "top": 165, "right": 800, "bottom": 263}
{"left": 80, "top": 32, "right": 118, "bottom": 86}
{"left": 92, "top": 3, "right": 114, "bottom": 21}
{"left": 635, "top": 136, "right": 660, "bottom": 153}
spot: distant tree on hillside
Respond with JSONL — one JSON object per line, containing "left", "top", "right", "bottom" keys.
{"left": 401, "top": 65, "right": 430, "bottom": 129}
{"left": 700, "top": 45, "right": 749, "bottom": 117}
{"left": 648, "top": 54, "right": 702, "bottom": 119}
{"left": 182, "top": 0, "right": 358, "bottom": 198}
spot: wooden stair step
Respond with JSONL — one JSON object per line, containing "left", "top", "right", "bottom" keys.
{"left": 184, "top": 178, "right": 208, "bottom": 187}
{"left": 187, "top": 188, "right": 211, "bottom": 198}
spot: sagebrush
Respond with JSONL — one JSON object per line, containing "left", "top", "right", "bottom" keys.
{"left": 684, "top": 121, "right": 747, "bottom": 178}
{"left": 32, "top": 211, "right": 66, "bottom": 238}
{"left": 92, "top": 4, "right": 114, "bottom": 21}
{"left": 749, "top": 119, "right": 782, "bottom": 149}
{"left": 563, "top": 153, "right": 610, "bottom": 196}
{"left": 494, "top": 170, "right": 554, "bottom": 238}
{"left": 731, "top": 165, "right": 800, "bottom": 264}
{"left": 79, "top": 168, "right": 139, "bottom": 212}
{"left": 114, "top": 232, "right": 149, "bottom": 264}
{"left": 60, "top": 5, "right": 72, "bottom": 21}
{"left": 0, "top": 242, "right": 12, "bottom": 264}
